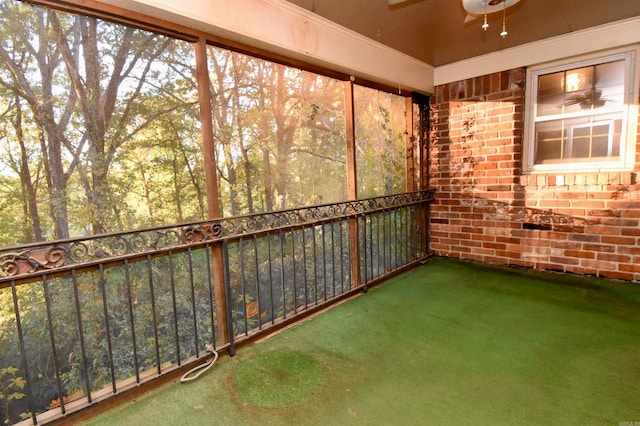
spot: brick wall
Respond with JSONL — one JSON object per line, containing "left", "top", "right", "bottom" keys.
{"left": 429, "top": 68, "right": 640, "bottom": 282}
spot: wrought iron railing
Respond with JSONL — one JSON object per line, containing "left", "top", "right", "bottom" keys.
{"left": 0, "top": 189, "right": 434, "bottom": 425}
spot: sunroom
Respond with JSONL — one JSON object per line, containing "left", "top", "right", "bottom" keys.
{"left": 0, "top": 0, "right": 639, "bottom": 424}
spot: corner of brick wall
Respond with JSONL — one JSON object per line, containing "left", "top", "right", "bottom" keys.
{"left": 429, "top": 68, "right": 640, "bottom": 282}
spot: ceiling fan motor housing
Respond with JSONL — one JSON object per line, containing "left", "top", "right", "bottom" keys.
{"left": 462, "top": 0, "right": 520, "bottom": 15}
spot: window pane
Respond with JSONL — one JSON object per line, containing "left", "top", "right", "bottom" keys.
{"left": 535, "top": 121, "right": 565, "bottom": 163}
{"left": 562, "top": 66, "right": 594, "bottom": 114}
{"left": 536, "top": 60, "right": 625, "bottom": 118}
{"left": 570, "top": 125, "right": 594, "bottom": 158}
{"left": 590, "top": 124, "right": 613, "bottom": 157}
{"left": 0, "top": 1, "right": 203, "bottom": 243}
{"left": 354, "top": 86, "right": 407, "bottom": 197}
{"left": 537, "top": 72, "right": 565, "bottom": 117}
{"left": 595, "top": 60, "right": 626, "bottom": 109}
{"left": 207, "top": 47, "right": 347, "bottom": 215}
{"left": 535, "top": 116, "right": 621, "bottom": 164}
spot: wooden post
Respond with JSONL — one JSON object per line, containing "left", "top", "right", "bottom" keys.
{"left": 415, "top": 94, "right": 431, "bottom": 255}
{"left": 416, "top": 93, "right": 430, "bottom": 190}
{"left": 405, "top": 97, "right": 416, "bottom": 192}
{"left": 195, "top": 38, "right": 229, "bottom": 346}
{"left": 344, "top": 80, "right": 361, "bottom": 288}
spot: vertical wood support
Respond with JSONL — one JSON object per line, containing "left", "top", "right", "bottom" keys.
{"left": 405, "top": 97, "right": 416, "bottom": 192}
{"left": 344, "top": 80, "right": 361, "bottom": 288}
{"left": 195, "top": 38, "right": 230, "bottom": 347}
{"left": 415, "top": 93, "right": 430, "bottom": 190}
{"left": 414, "top": 94, "right": 431, "bottom": 255}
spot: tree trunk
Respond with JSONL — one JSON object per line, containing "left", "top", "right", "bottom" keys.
{"left": 14, "top": 98, "right": 44, "bottom": 242}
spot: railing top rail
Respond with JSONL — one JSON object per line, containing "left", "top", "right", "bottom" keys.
{"left": 0, "top": 189, "right": 435, "bottom": 282}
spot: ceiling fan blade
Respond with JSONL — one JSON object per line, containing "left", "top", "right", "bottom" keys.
{"left": 388, "top": 0, "right": 410, "bottom": 4}
{"left": 464, "top": 13, "right": 481, "bottom": 23}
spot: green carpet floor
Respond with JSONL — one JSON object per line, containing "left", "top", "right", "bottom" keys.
{"left": 84, "top": 257, "right": 640, "bottom": 425}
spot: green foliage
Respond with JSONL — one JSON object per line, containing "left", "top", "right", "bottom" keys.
{"left": 354, "top": 86, "right": 408, "bottom": 198}
{"left": 0, "top": 367, "right": 26, "bottom": 425}
{"left": 0, "top": 367, "right": 25, "bottom": 401}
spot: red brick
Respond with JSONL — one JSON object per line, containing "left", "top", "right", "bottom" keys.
{"left": 621, "top": 228, "right": 640, "bottom": 237}
{"left": 599, "top": 270, "right": 635, "bottom": 281}
{"left": 584, "top": 225, "right": 619, "bottom": 235}
{"left": 601, "top": 218, "right": 639, "bottom": 227}
{"left": 539, "top": 200, "right": 570, "bottom": 208}
{"left": 483, "top": 242, "right": 507, "bottom": 250}
{"left": 565, "top": 250, "right": 595, "bottom": 259}
{"left": 617, "top": 246, "right": 640, "bottom": 255}
{"left": 587, "top": 209, "right": 621, "bottom": 217}
{"left": 580, "top": 259, "right": 617, "bottom": 270}
{"left": 452, "top": 245, "right": 473, "bottom": 253}
{"left": 621, "top": 210, "right": 640, "bottom": 218}
{"left": 619, "top": 263, "right": 640, "bottom": 273}
{"left": 565, "top": 265, "right": 596, "bottom": 276}
{"left": 558, "top": 192, "right": 587, "bottom": 199}
{"left": 495, "top": 236, "right": 521, "bottom": 244}
{"left": 582, "top": 244, "right": 615, "bottom": 253}
{"left": 535, "top": 262, "right": 567, "bottom": 271}
{"left": 597, "top": 253, "right": 632, "bottom": 263}
{"left": 550, "top": 256, "right": 579, "bottom": 265}
{"left": 549, "top": 241, "right": 582, "bottom": 250}
{"left": 495, "top": 250, "right": 522, "bottom": 259}
{"left": 553, "top": 224, "right": 585, "bottom": 233}
{"left": 600, "top": 236, "right": 635, "bottom": 245}
{"left": 568, "top": 234, "right": 600, "bottom": 243}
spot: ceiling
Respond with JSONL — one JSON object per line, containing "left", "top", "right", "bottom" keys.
{"left": 285, "top": 0, "right": 640, "bottom": 67}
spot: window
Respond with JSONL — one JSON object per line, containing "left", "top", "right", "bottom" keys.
{"left": 354, "top": 86, "right": 408, "bottom": 197}
{"left": 524, "top": 51, "right": 637, "bottom": 172}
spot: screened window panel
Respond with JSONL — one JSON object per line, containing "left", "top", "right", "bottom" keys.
{"left": 206, "top": 47, "right": 347, "bottom": 216}
{"left": 354, "top": 86, "right": 407, "bottom": 198}
{"left": 0, "top": 0, "right": 203, "bottom": 243}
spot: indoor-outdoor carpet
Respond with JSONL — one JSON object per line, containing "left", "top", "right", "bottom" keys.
{"left": 84, "top": 257, "right": 640, "bottom": 425}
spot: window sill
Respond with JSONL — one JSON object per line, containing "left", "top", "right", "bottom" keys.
{"left": 519, "top": 171, "right": 637, "bottom": 187}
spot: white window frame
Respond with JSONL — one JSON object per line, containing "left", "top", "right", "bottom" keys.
{"left": 523, "top": 49, "right": 639, "bottom": 173}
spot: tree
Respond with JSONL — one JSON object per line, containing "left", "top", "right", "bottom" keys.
{"left": 0, "top": 1, "right": 204, "bottom": 241}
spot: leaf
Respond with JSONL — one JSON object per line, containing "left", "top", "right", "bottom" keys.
{"left": 10, "top": 377, "right": 27, "bottom": 389}
{"left": 0, "top": 366, "right": 19, "bottom": 377}
{"left": 8, "top": 392, "right": 25, "bottom": 401}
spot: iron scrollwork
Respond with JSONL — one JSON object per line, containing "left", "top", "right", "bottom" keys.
{"left": 0, "top": 189, "right": 435, "bottom": 279}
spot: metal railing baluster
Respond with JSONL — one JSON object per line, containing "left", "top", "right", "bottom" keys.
{"left": 71, "top": 270, "right": 92, "bottom": 401}
{"left": 10, "top": 280, "right": 36, "bottom": 424}
{"left": 98, "top": 265, "right": 117, "bottom": 393}
{"left": 146, "top": 256, "right": 161, "bottom": 375}
{"left": 123, "top": 259, "right": 140, "bottom": 384}
{"left": 186, "top": 248, "right": 199, "bottom": 357}
{"left": 168, "top": 251, "right": 181, "bottom": 364}
{"left": 204, "top": 243, "right": 217, "bottom": 349}
{"left": 239, "top": 238, "right": 249, "bottom": 336}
